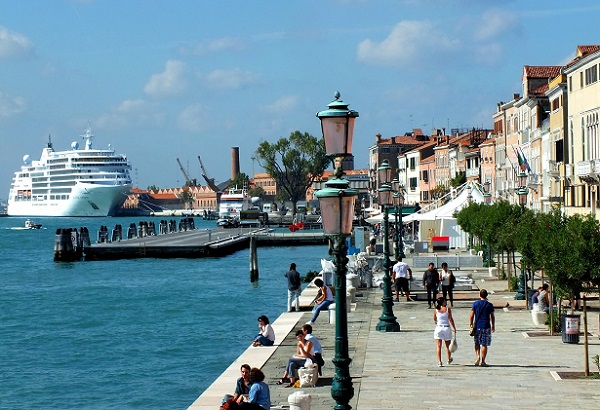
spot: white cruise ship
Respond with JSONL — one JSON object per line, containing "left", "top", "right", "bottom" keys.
{"left": 7, "top": 126, "right": 132, "bottom": 217}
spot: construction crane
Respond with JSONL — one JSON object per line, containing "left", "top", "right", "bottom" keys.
{"left": 176, "top": 158, "right": 196, "bottom": 186}
{"left": 198, "top": 156, "right": 225, "bottom": 192}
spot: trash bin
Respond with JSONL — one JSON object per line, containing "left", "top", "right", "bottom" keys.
{"left": 561, "top": 314, "right": 580, "bottom": 344}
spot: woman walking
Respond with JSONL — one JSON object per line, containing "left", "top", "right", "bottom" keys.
{"left": 433, "top": 296, "right": 456, "bottom": 367}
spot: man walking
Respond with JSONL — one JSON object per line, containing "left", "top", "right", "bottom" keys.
{"left": 470, "top": 288, "right": 495, "bottom": 366}
{"left": 285, "top": 263, "right": 302, "bottom": 312}
{"left": 392, "top": 258, "right": 413, "bottom": 302}
{"left": 422, "top": 262, "right": 439, "bottom": 308}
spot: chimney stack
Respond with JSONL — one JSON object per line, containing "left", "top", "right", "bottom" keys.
{"left": 376, "top": 133, "right": 382, "bottom": 143}
{"left": 231, "top": 147, "right": 240, "bottom": 181}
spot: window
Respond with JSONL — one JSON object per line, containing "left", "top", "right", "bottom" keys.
{"left": 422, "top": 170, "right": 428, "bottom": 182}
{"left": 555, "top": 140, "right": 564, "bottom": 162}
{"left": 409, "top": 157, "right": 416, "bottom": 170}
{"left": 551, "top": 98, "right": 559, "bottom": 112}
{"left": 569, "top": 76, "right": 572, "bottom": 92}
{"left": 580, "top": 72, "right": 584, "bottom": 88}
{"left": 585, "top": 65, "right": 598, "bottom": 86}
{"left": 409, "top": 177, "right": 417, "bottom": 190}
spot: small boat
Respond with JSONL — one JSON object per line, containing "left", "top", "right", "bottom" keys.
{"left": 25, "top": 219, "right": 42, "bottom": 229}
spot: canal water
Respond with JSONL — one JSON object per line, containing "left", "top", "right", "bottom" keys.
{"left": 0, "top": 216, "right": 329, "bottom": 409}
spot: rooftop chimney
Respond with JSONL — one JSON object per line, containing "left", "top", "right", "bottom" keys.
{"left": 376, "top": 133, "right": 382, "bottom": 143}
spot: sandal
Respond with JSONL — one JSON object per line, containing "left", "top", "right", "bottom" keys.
{"left": 276, "top": 378, "right": 289, "bottom": 385}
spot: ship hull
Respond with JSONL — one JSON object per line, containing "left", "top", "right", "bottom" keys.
{"left": 7, "top": 182, "right": 131, "bottom": 217}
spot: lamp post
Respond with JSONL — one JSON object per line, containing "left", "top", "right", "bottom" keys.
{"left": 376, "top": 160, "right": 401, "bottom": 332}
{"left": 315, "top": 91, "right": 358, "bottom": 410}
{"left": 393, "top": 188, "right": 406, "bottom": 260}
{"left": 391, "top": 178, "right": 400, "bottom": 260}
{"left": 517, "top": 172, "right": 528, "bottom": 213}
{"left": 515, "top": 171, "right": 529, "bottom": 302}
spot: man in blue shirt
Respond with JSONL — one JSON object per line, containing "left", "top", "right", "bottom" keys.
{"left": 470, "top": 289, "right": 495, "bottom": 367}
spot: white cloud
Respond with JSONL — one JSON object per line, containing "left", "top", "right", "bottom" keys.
{"left": 474, "top": 9, "right": 520, "bottom": 41}
{"left": 473, "top": 43, "right": 504, "bottom": 66}
{"left": 357, "top": 20, "right": 458, "bottom": 66}
{"left": 179, "top": 37, "right": 245, "bottom": 55}
{"left": 95, "top": 98, "right": 164, "bottom": 129}
{"left": 261, "top": 95, "right": 299, "bottom": 114}
{"left": 144, "top": 60, "right": 188, "bottom": 97}
{"left": 0, "top": 91, "right": 27, "bottom": 117}
{"left": 204, "top": 68, "right": 259, "bottom": 89}
{"left": 0, "top": 26, "right": 34, "bottom": 59}
{"left": 177, "top": 103, "right": 210, "bottom": 133}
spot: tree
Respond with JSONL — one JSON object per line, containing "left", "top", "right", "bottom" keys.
{"left": 248, "top": 186, "right": 265, "bottom": 199}
{"left": 179, "top": 189, "right": 194, "bottom": 209}
{"left": 230, "top": 172, "right": 250, "bottom": 190}
{"left": 449, "top": 172, "right": 466, "bottom": 188}
{"left": 255, "top": 131, "right": 328, "bottom": 215}
{"left": 147, "top": 185, "right": 159, "bottom": 192}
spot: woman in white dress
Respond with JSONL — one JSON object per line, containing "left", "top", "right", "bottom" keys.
{"left": 433, "top": 296, "right": 457, "bottom": 367}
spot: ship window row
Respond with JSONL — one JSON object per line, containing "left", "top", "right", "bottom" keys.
{"left": 13, "top": 194, "right": 69, "bottom": 202}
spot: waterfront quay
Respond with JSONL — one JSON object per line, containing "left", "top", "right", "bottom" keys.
{"left": 190, "top": 266, "right": 600, "bottom": 409}
{"left": 54, "top": 222, "right": 326, "bottom": 261}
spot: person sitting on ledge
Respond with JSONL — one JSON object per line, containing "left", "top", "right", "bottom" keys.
{"left": 238, "top": 367, "right": 271, "bottom": 410}
{"left": 276, "top": 329, "right": 314, "bottom": 387}
{"left": 220, "top": 364, "right": 250, "bottom": 409}
{"left": 305, "top": 278, "right": 334, "bottom": 325}
{"left": 252, "top": 315, "right": 275, "bottom": 347}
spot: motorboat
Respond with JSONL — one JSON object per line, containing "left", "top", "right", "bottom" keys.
{"left": 25, "top": 219, "right": 42, "bottom": 229}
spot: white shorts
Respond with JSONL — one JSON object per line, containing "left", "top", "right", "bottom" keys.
{"left": 434, "top": 325, "right": 452, "bottom": 341}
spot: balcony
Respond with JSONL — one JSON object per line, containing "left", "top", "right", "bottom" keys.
{"left": 577, "top": 160, "right": 600, "bottom": 184}
{"left": 547, "top": 160, "right": 559, "bottom": 177}
{"left": 466, "top": 167, "right": 480, "bottom": 178}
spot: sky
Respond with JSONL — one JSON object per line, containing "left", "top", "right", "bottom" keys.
{"left": 1, "top": 0, "right": 599, "bottom": 195}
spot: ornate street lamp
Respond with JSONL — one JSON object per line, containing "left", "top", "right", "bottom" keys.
{"left": 391, "top": 178, "right": 400, "bottom": 260}
{"left": 376, "top": 161, "right": 400, "bottom": 332}
{"left": 517, "top": 172, "right": 528, "bottom": 212}
{"left": 484, "top": 179, "right": 492, "bottom": 205}
{"left": 315, "top": 91, "right": 358, "bottom": 410}
{"left": 394, "top": 189, "right": 406, "bottom": 259}
{"left": 515, "top": 172, "right": 529, "bottom": 302}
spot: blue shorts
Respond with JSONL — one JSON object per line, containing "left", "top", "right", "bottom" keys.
{"left": 474, "top": 328, "right": 492, "bottom": 346}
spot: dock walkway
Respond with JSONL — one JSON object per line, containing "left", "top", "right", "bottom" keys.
{"left": 66, "top": 226, "right": 326, "bottom": 260}
{"left": 189, "top": 269, "right": 600, "bottom": 409}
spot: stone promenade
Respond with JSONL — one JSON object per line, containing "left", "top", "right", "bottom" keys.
{"left": 262, "top": 272, "right": 600, "bottom": 409}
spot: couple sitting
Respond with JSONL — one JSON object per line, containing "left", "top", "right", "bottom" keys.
{"left": 276, "top": 324, "right": 324, "bottom": 387}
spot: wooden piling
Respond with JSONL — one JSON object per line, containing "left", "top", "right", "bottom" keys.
{"left": 249, "top": 235, "right": 259, "bottom": 282}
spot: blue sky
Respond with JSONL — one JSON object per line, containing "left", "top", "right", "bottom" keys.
{"left": 0, "top": 0, "right": 599, "bottom": 194}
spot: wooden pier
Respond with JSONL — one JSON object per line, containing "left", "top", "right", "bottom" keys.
{"left": 55, "top": 225, "right": 327, "bottom": 261}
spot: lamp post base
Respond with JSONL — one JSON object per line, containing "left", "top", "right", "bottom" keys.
{"left": 376, "top": 318, "right": 401, "bottom": 332}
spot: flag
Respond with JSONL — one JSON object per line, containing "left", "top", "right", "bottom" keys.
{"left": 518, "top": 147, "right": 532, "bottom": 173}
{"left": 513, "top": 146, "right": 531, "bottom": 173}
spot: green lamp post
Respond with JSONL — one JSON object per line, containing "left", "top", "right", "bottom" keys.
{"left": 315, "top": 91, "right": 358, "bottom": 410}
{"left": 376, "top": 160, "right": 400, "bottom": 332}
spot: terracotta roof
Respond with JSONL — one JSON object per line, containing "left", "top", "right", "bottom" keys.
{"left": 530, "top": 83, "right": 550, "bottom": 96}
{"left": 149, "top": 193, "right": 178, "bottom": 199}
{"left": 577, "top": 45, "right": 600, "bottom": 57}
{"left": 378, "top": 135, "right": 427, "bottom": 145}
{"left": 524, "top": 65, "right": 562, "bottom": 79}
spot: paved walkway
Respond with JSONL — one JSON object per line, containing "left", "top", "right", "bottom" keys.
{"left": 192, "top": 270, "right": 600, "bottom": 409}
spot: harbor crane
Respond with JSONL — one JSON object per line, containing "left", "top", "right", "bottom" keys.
{"left": 176, "top": 158, "right": 196, "bottom": 186}
{"left": 198, "top": 156, "right": 230, "bottom": 192}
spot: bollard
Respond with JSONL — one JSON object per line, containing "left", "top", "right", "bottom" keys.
{"left": 288, "top": 391, "right": 311, "bottom": 410}
{"left": 249, "top": 235, "right": 259, "bottom": 282}
{"left": 81, "top": 227, "right": 91, "bottom": 248}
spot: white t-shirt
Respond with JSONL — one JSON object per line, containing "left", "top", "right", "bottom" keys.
{"left": 261, "top": 323, "right": 275, "bottom": 342}
{"left": 393, "top": 261, "right": 410, "bottom": 278}
{"left": 441, "top": 269, "right": 452, "bottom": 286}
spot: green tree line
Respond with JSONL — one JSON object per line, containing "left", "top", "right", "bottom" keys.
{"left": 455, "top": 203, "right": 600, "bottom": 306}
